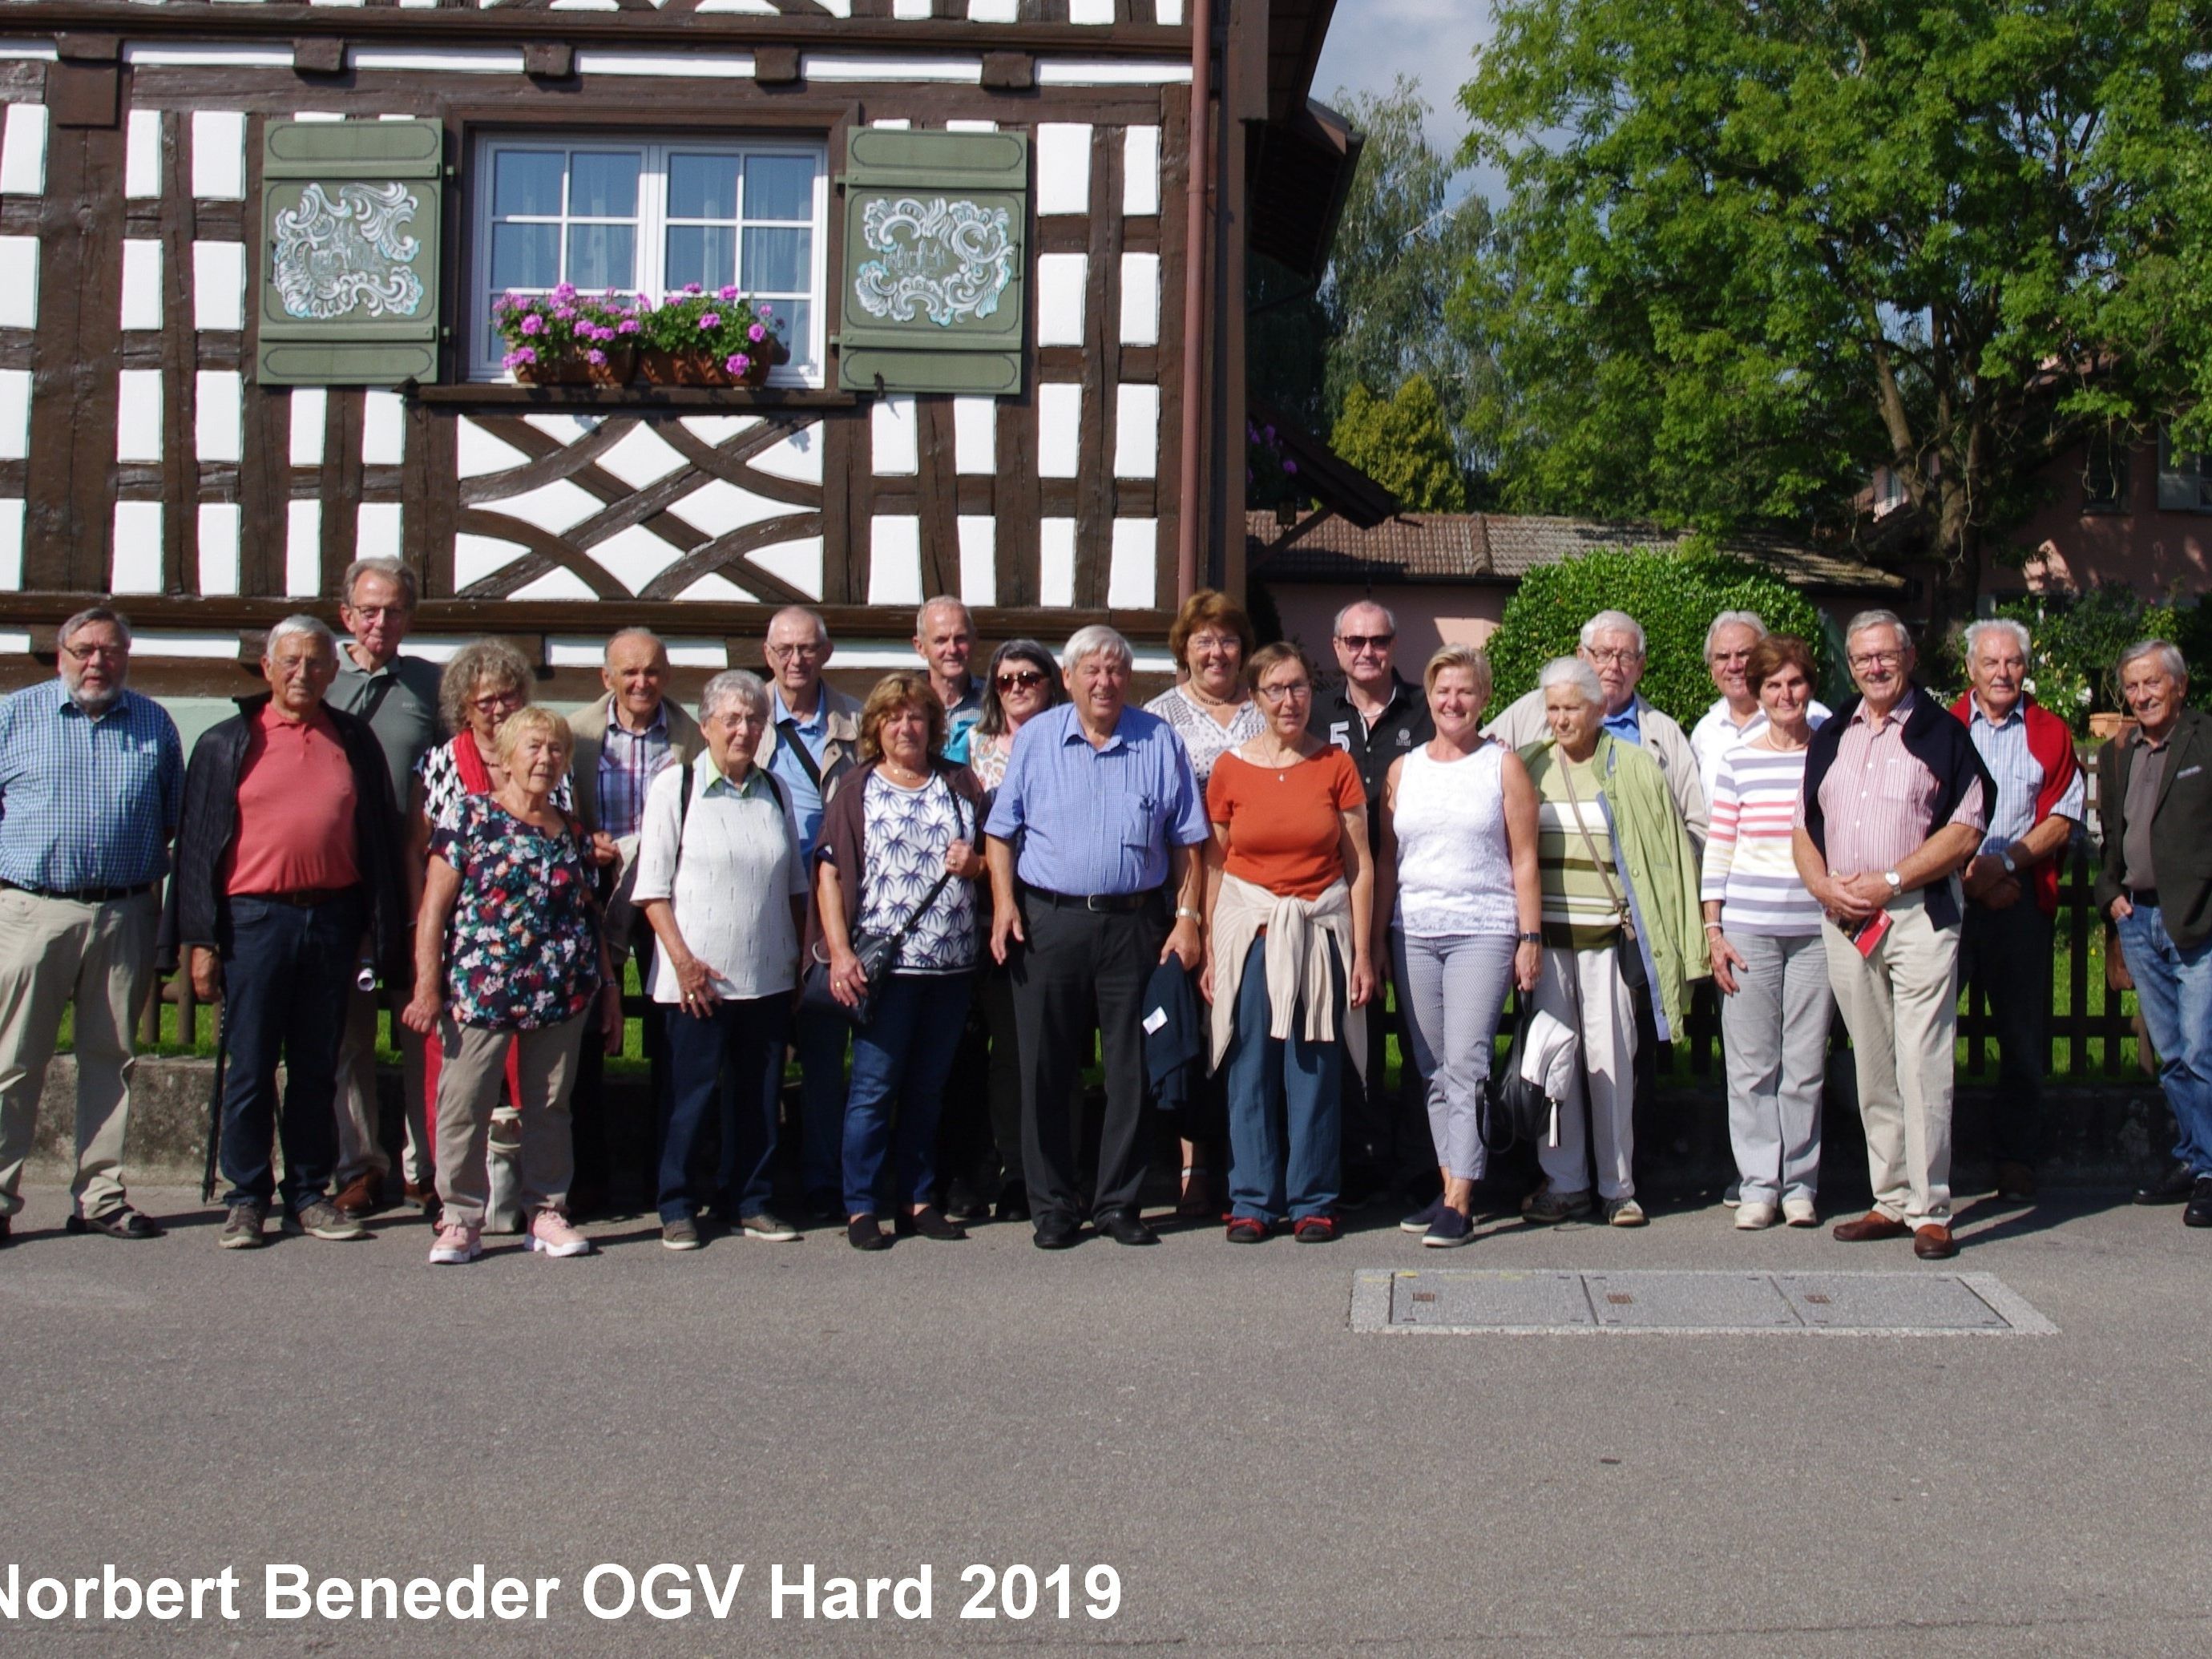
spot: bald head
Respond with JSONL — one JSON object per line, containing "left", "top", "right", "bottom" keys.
{"left": 603, "top": 628, "right": 670, "bottom": 730}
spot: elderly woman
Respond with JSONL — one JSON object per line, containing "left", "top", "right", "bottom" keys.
{"left": 813, "top": 672, "right": 989, "bottom": 1250}
{"left": 1203, "top": 644, "right": 1374, "bottom": 1243}
{"left": 1373, "top": 644, "right": 1544, "bottom": 1247}
{"left": 404, "top": 707, "right": 621, "bottom": 1265}
{"left": 1520, "top": 657, "right": 1707, "bottom": 1227}
{"left": 632, "top": 671, "right": 808, "bottom": 1252}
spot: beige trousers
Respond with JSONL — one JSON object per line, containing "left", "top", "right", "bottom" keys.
{"left": 333, "top": 987, "right": 430, "bottom": 1189}
{"left": 433, "top": 1014, "right": 585, "bottom": 1229}
{"left": 1533, "top": 940, "right": 1640, "bottom": 1201}
{"left": 0, "top": 887, "right": 158, "bottom": 1217}
{"left": 1821, "top": 893, "right": 1959, "bottom": 1227}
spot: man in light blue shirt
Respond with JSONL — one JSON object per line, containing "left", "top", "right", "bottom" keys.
{"left": 914, "top": 596, "right": 985, "bottom": 763}
{"left": 986, "top": 625, "right": 1207, "bottom": 1249}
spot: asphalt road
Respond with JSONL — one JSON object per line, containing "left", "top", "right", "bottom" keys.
{"left": 2, "top": 1183, "right": 2207, "bottom": 1657}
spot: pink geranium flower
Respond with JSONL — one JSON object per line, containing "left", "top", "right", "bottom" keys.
{"left": 617, "top": 318, "right": 640, "bottom": 334}
{"left": 699, "top": 313, "right": 721, "bottom": 329}
{"left": 748, "top": 323, "right": 766, "bottom": 342}
{"left": 717, "top": 285, "right": 739, "bottom": 301}
{"left": 587, "top": 349, "right": 607, "bottom": 365}
{"left": 725, "top": 353, "right": 750, "bottom": 374}
{"left": 519, "top": 314, "right": 544, "bottom": 336}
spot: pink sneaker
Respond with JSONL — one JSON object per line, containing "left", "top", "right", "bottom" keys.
{"left": 527, "top": 1209, "right": 593, "bottom": 1258}
{"left": 427, "top": 1222, "right": 481, "bottom": 1265}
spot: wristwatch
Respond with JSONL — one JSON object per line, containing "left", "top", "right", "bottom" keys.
{"left": 1518, "top": 930, "right": 1543, "bottom": 945}
{"left": 2000, "top": 851, "right": 2019, "bottom": 875}
{"left": 1174, "top": 906, "right": 1202, "bottom": 922}
{"left": 1883, "top": 870, "right": 1903, "bottom": 895}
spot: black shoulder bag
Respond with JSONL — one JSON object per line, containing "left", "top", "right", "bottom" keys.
{"left": 799, "top": 784, "right": 968, "bottom": 1028}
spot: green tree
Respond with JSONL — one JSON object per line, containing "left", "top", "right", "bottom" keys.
{"left": 1457, "top": 0, "right": 2212, "bottom": 637}
{"left": 1330, "top": 376, "right": 1470, "bottom": 511}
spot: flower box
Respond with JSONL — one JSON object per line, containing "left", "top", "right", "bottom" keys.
{"left": 636, "top": 336, "right": 791, "bottom": 389}
{"left": 512, "top": 347, "right": 636, "bottom": 387}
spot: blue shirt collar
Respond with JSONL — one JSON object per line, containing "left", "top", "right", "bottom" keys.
{"left": 1600, "top": 699, "right": 1643, "bottom": 740}
{"left": 1053, "top": 702, "right": 1131, "bottom": 754}
{"left": 47, "top": 678, "right": 138, "bottom": 722}
{"left": 771, "top": 688, "right": 827, "bottom": 733}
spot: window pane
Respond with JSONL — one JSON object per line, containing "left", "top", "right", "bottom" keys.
{"left": 567, "top": 224, "right": 636, "bottom": 292}
{"left": 741, "top": 227, "right": 811, "bottom": 296}
{"left": 492, "top": 150, "right": 564, "bottom": 218}
{"left": 668, "top": 154, "right": 740, "bottom": 222}
{"left": 567, "top": 151, "right": 640, "bottom": 220}
{"left": 774, "top": 300, "right": 812, "bottom": 367}
{"left": 664, "top": 225, "right": 736, "bottom": 294}
{"left": 744, "top": 153, "right": 817, "bottom": 222}
{"left": 490, "top": 222, "right": 560, "bottom": 292}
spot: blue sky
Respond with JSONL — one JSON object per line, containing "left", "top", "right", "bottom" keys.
{"left": 1311, "top": 0, "right": 1493, "bottom": 188}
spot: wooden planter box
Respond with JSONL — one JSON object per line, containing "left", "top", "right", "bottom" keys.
{"left": 636, "top": 336, "right": 790, "bottom": 389}
{"left": 511, "top": 347, "right": 636, "bottom": 387}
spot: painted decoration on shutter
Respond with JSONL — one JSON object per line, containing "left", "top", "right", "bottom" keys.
{"left": 838, "top": 129, "right": 1027, "bottom": 396}
{"left": 257, "top": 119, "right": 443, "bottom": 387}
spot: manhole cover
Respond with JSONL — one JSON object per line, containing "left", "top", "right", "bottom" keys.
{"left": 1353, "top": 1269, "right": 2053, "bottom": 1336}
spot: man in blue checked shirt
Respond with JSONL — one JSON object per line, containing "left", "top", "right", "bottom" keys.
{"left": 0, "top": 607, "right": 183, "bottom": 1245}
{"left": 985, "top": 624, "right": 1209, "bottom": 1249}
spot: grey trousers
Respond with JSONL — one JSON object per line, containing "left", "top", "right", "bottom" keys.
{"left": 1719, "top": 930, "right": 1832, "bottom": 1205}
{"left": 1391, "top": 930, "right": 1517, "bottom": 1182}
{"left": 434, "top": 1014, "right": 586, "bottom": 1229}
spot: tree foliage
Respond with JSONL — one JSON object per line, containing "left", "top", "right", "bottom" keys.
{"left": 1456, "top": 0, "right": 2212, "bottom": 633}
{"left": 1992, "top": 586, "right": 2212, "bottom": 733}
{"left": 1330, "top": 375, "right": 1470, "bottom": 512}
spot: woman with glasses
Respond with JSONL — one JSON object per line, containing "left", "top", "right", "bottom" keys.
{"left": 1202, "top": 644, "right": 1374, "bottom": 1243}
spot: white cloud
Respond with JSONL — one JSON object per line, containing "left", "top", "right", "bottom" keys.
{"left": 1311, "top": 0, "right": 1499, "bottom": 202}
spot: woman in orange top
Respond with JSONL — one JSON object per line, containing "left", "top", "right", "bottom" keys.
{"left": 1201, "top": 644, "right": 1374, "bottom": 1242}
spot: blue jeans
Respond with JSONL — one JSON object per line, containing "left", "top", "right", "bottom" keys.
{"left": 658, "top": 993, "right": 790, "bottom": 1224}
{"left": 796, "top": 1003, "right": 850, "bottom": 1207}
{"left": 218, "top": 892, "right": 364, "bottom": 1213}
{"left": 841, "top": 973, "right": 975, "bottom": 1216}
{"left": 2117, "top": 904, "right": 2212, "bottom": 1174}
{"left": 1224, "top": 937, "right": 1343, "bottom": 1224}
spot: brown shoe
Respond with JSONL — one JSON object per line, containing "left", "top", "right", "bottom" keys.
{"left": 402, "top": 1181, "right": 438, "bottom": 1210}
{"left": 1994, "top": 1160, "right": 2036, "bottom": 1201}
{"left": 1913, "top": 1223, "right": 1958, "bottom": 1260}
{"left": 1831, "top": 1210, "right": 1911, "bottom": 1243}
{"left": 332, "top": 1172, "right": 382, "bottom": 1221}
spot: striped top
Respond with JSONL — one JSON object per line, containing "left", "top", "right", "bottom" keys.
{"left": 1701, "top": 744, "right": 1821, "bottom": 935}
{"left": 1525, "top": 746, "right": 1625, "bottom": 948}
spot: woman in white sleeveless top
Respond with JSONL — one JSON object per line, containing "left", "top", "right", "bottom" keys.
{"left": 1372, "top": 644, "right": 1543, "bottom": 1246}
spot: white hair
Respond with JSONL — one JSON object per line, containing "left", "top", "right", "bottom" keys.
{"left": 1844, "top": 608, "right": 1911, "bottom": 651}
{"left": 700, "top": 668, "right": 769, "bottom": 722}
{"left": 1579, "top": 610, "right": 1646, "bottom": 656}
{"left": 1332, "top": 599, "right": 1397, "bottom": 636}
{"left": 605, "top": 626, "right": 667, "bottom": 666}
{"left": 1061, "top": 624, "right": 1133, "bottom": 674}
{"left": 1704, "top": 610, "right": 1767, "bottom": 658}
{"left": 265, "top": 615, "right": 337, "bottom": 656}
{"left": 2118, "top": 639, "right": 2189, "bottom": 685}
{"left": 915, "top": 595, "right": 972, "bottom": 635}
{"left": 1540, "top": 656, "right": 1605, "bottom": 705}
{"left": 1963, "top": 618, "right": 2032, "bottom": 661}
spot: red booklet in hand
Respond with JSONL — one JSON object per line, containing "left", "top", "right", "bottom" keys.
{"left": 1845, "top": 909, "right": 1892, "bottom": 958}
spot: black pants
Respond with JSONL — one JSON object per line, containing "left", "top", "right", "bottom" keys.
{"left": 1960, "top": 898, "right": 2053, "bottom": 1165}
{"left": 1011, "top": 893, "right": 1164, "bottom": 1222}
{"left": 571, "top": 938, "right": 663, "bottom": 1205}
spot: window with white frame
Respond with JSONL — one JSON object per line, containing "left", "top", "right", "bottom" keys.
{"left": 470, "top": 135, "right": 828, "bottom": 385}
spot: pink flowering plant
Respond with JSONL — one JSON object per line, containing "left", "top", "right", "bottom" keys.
{"left": 490, "top": 284, "right": 642, "bottom": 373}
{"left": 632, "top": 285, "right": 789, "bottom": 373}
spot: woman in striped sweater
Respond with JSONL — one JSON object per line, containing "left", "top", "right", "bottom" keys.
{"left": 1701, "top": 633, "right": 1832, "bottom": 1229}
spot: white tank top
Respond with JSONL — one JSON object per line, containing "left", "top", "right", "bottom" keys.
{"left": 1392, "top": 741, "right": 1518, "bottom": 938}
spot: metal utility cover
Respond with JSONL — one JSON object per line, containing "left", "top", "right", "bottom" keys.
{"left": 1391, "top": 1269, "right": 1594, "bottom": 1330}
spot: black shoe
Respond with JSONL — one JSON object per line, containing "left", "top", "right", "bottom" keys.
{"left": 1093, "top": 1206, "right": 1158, "bottom": 1247}
{"left": 2186, "top": 1177, "right": 2212, "bottom": 1229}
{"left": 898, "top": 1205, "right": 968, "bottom": 1241}
{"left": 942, "top": 1181, "right": 987, "bottom": 1225}
{"left": 0, "top": 1215, "right": 11, "bottom": 1247}
{"left": 846, "top": 1214, "right": 891, "bottom": 1252}
{"left": 2134, "top": 1161, "right": 2197, "bottom": 1204}
{"left": 996, "top": 1182, "right": 1031, "bottom": 1224}
{"left": 65, "top": 1205, "right": 163, "bottom": 1240}
{"left": 1032, "top": 1213, "right": 1082, "bottom": 1250}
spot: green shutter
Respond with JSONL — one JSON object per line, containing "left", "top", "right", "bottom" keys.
{"left": 256, "top": 119, "right": 444, "bottom": 386}
{"left": 837, "top": 129, "right": 1027, "bottom": 396}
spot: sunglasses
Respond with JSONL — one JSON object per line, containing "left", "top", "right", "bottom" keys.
{"left": 1337, "top": 633, "right": 1394, "bottom": 652}
{"left": 995, "top": 669, "right": 1048, "bottom": 691}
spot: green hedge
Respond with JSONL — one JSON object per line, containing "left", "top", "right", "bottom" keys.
{"left": 1487, "top": 547, "right": 1831, "bottom": 729}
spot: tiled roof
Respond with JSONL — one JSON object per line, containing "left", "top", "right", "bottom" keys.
{"left": 1249, "top": 511, "right": 1907, "bottom": 594}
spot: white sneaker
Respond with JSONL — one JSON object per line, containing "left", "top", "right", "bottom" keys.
{"left": 1735, "top": 1201, "right": 1778, "bottom": 1230}
{"left": 527, "top": 1209, "right": 594, "bottom": 1258}
{"left": 427, "top": 1222, "right": 481, "bottom": 1265}
{"left": 1782, "top": 1195, "right": 1819, "bottom": 1228}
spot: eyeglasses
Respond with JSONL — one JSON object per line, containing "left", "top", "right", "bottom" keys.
{"left": 470, "top": 688, "right": 526, "bottom": 714}
{"left": 1336, "top": 633, "right": 1395, "bottom": 652}
{"left": 1709, "top": 650, "right": 1754, "bottom": 665}
{"left": 1185, "top": 633, "right": 1241, "bottom": 655}
{"left": 1849, "top": 651, "right": 1904, "bottom": 670}
{"left": 995, "top": 669, "right": 1048, "bottom": 692}
{"left": 62, "top": 643, "right": 127, "bottom": 662}
{"left": 1255, "top": 682, "right": 1312, "bottom": 704}
{"left": 765, "top": 641, "right": 825, "bottom": 661}
{"left": 1584, "top": 648, "right": 1644, "bottom": 667}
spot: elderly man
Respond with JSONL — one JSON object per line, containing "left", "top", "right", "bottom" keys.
{"left": 325, "top": 557, "right": 445, "bottom": 1220}
{"left": 914, "top": 595, "right": 985, "bottom": 761}
{"left": 1487, "top": 609, "right": 1707, "bottom": 843}
{"left": 2095, "top": 640, "right": 2212, "bottom": 1225}
{"left": 986, "top": 625, "right": 1208, "bottom": 1249}
{"left": 1948, "top": 619, "right": 2083, "bottom": 1201}
{"left": 0, "top": 607, "right": 182, "bottom": 1245}
{"left": 1309, "top": 599, "right": 1433, "bottom": 1201}
{"left": 1690, "top": 610, "right": 1831, "bottom": 805}
{"left": 1794, "top": 610, "right": 1989, "bottom": 1259}
{"left": 165, "top": 617, "right": 406, "bottom": 1249}
{"left": 567, "top": 627, "right": 704, "bottom": 1214}
{"left": 755, "top": 605, "right": 863, "bottom": 1219}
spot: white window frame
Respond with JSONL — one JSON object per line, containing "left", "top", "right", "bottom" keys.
{"left": 469, "top": 133, "right": 830, "bottom": 388}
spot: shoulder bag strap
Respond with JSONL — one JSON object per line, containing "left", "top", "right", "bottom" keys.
{"left": 1555, "top": 752, "right": 1635, "bottom": 938}
{"left": 776, "top": 718, "right": 826, "bottom": 791}
{"left": 863, "top": 776, "right": 967, "bottom": 950}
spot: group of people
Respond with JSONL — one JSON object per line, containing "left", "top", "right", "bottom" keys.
{"left": 4, "top": 569, "right": 2210, "bottom": 1264}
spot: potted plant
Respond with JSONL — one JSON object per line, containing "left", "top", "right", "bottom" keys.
{"left": 634, "top": 285, "right": 792, "bottom": 387}
{"left": 494, "top": 285, "right": 640, "bottom": 385}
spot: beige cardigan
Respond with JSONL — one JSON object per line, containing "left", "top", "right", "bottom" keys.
{"left": 1207, "top": 870, "right": 1367, "bottom": 1080}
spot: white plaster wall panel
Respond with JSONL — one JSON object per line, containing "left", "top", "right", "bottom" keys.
{"left": 1035, "top": 254, "right": 1088, "bottom": 347}
{"left": 0, "top": 237, "right": 36, "bottom": 328}
{"left": 286, "top": 499, "right": 323, "bottom": 596}
{"left": 523, "top": 413, "right": 594, "bottom": 446}
{"left": 866, "top": 515, "right": 923, "bottom": 607}
{"left": 290, "top": 113, "right": 346, "bottom": 125}
{"left": 696, "top": 0, "right": 782, "bottom": 12}
{"left": 125, "top": 111, "right": 163, "bottom": 200}
{"left": 361, "top": 391, "right": 406, "bottom": 466}
{"left": 454, "top": 531, "right": 526, "bottom": 587}
{"left": 511, "top": 567, "right": 599, "bottom": 601}
{"left": 676, "top": 573, "right": 761, "bottom": 602}
{"left": 111, "top": 632, "right": 241, "bottom": 660}
{"left": 946, "top": 120, "right": 1000, "bottom": 134}
{"left": 804, "top": 56, "right": 982, "bottom": 84}
{"left": 551, "top": 636, "right": 727, "bottom": 669}
{"left": 573, "top": 51, "right": 754, "bottom": 79}
{"left": 672, "top": 478, "right": 796, "bottom": 538}
{"left": 193, "top": 242, "right": 247, "bottom": 331}
{"left": 357, "top": 503, "right": 403, "bottom": 562}
{"left": 680, "top": 414, "right": 759, "bottom": 446}
{"left": 1120, "top": 252, "right": 1160, "bottom": 345}
{"left": 486, "top": 478, "right": 603, "bottom": 535}
{"left": 1039, "top": 62, "right": 1194, "bottom": 86}
{"left": 594, "top": 422, "right": 689, "bottom": 490}
{"left": 873, "top": 394, "right": 919, "bottom": 475}
{"left": 968, "top": 0, "right": 1019, "bottom": 20}
{"left": 1036, "top": 124, "right": 1093, "bottom": 216}
{"left": 1, "top": 103, "right": 47, "bottom": 196}
{"left": 952, "top": 398, "right": 995, "bottom": 474}
{"left": 745, "top": 535, "right": 825, "bottom": 599}
{"left": 553, "top": 0, "right": 622, "bottom": 9}
{"left": 131, "top": 46, "right": 295, "bottom": 70}
{"left": 1156, "top": 0, "right": 1186, "bottom": 21}
{"left": 289, "top": 387, "right": 327, "bottom": 466}
{"left": 1037, "top": 382, "right": 1082, "bottom": 478}
{"left": 749, "top": 425, "right": 823, "bottom": 484}
{"left": 116, "top": 371, "right": 163, "bottom": 462}
{"left": 111, "top": 503, "right": 163, "bottom": 595}
{"left": 1038, "top": 518, "right": 1077, "bottom": 607}
{"left": 813, "top": 0, "right": 854, "bottom": 14}
{"left": 893, "top": 0, "right": 934, "bottom": 16}
{"left": 1108, "top": 518, "right": 1158, "bottom": 610}
{"left": 1068, "top": 0, "right": 1116, "bottom": 22}
{"left": 1124, "top": 127, "right": 1162, "bottom": 216}
{"left": 197, "top": 503, "right": 241, "bottom": 596}
{"left": 119, "top": 240, "right": 163, "bottom": 331}
{"left": 586, "top": 523, "right": 685, "bottom": 593}
{"left": 1114, "top": 384, "right": 1160, "bottom": 479}
{"left": 196, "top": 370, "right": 244, "bottom": 463}
{"left": 0, "top": 369, "right": 28, "bottom": 461}
{"left": 456, "top": 417, "right": 531, "bottom": 478}
{"left": 957, "top": 516, "right": 996, "bottom": 607}
{"left": 870, "top": 119, "right": 913, "bottom": 131}
{"left": 190, "top": 112, "right": 248, "bottom": 200}
{"left": 0, "top": 498, "right": 25, "bottom": 590}
{"left": 348, "top": 48, "right": 525, "bottom": 75}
